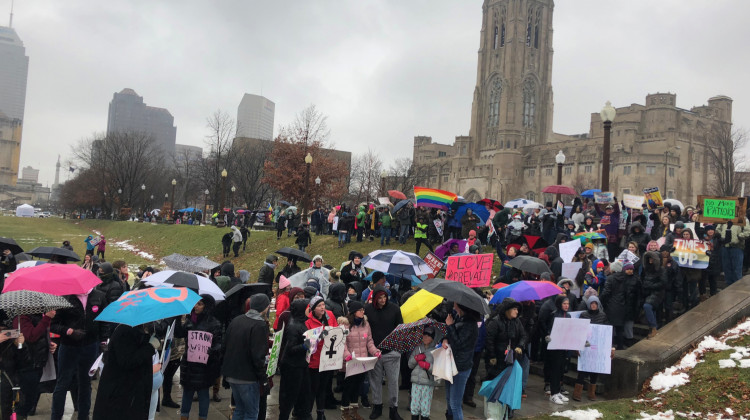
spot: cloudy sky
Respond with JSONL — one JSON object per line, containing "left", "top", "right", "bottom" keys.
{"left": 8, "top": 0, "right": 750, "bottom": 186}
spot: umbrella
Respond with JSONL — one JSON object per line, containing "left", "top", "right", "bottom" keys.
{"left": 477, "top": 198, "right": 499, "bottom": 207}
{"left": 95, "top": 287, "right": 201, "bottom": 327}
{"left": 278, "top": 200, "right": 292, "bottom": 206}
{"left": 509, "top": 235, "right": 549, "bottom": 256}
{"left": 581, "top": 189, "right": 601, "bottom": 198}
{"left": 504, "top": 198, "right": 539, "bottom": 209}
{"left": 287, "top": 266, "right": 331, "bottom": 289}
{"left": 418, "top": 278, "right": 490, "bottom": 315}
{"left": 507, "top": 256, "right": 552, "bottom": 276}
{"left": 362, "top": 250, "right": 433, "bottom": 277}
{"left": 401, "top": 289, "right": 444, "bottom": 324}
{"left": 162, "top": 253, "right": 191, "bottom": 271}
{"left": 542, "top": 185, "right": 577, "bottom": 196}
{"left": 224, "top": 283, "right": 272, "bottom": 299}
{"left": 275, "top": 247, "right": 312, "bottom": 263}
{"left": 392, "top": 199, "right": 412, "bottom": 214}
{"left": 491, "top": 282, "right": 509, "bottom": 289}
{"left": 363, "top": 271, "right": 397, "bottom": 285}
{"left": 572, "top": 231, "right": 606, "bottom": 245}
{"left": 143, "top": 270, "right": 225, "bottom": 302}
{"left": 664, "top": 199, "right": 684, "bottom": 212}
{"left": 489, "top": 280, "right": 563, "bottom": 304}
{"left": 26, "top": 246, "right": 81, "bottom": 262}
{"left": 0, "top": 290, "right": 73, "bottom": 318}
{"left": 378, "top": 318, "right": 448, "bottom": 353}
{"left": 434, "top": 239, "right": 468, "bottom": 260}
{"left": 479, "top": 360, "right": 523, "bottom": 409}
{"left": 164, "top": 254, "right": 221, "bottom": 273}
{"left": 14, "top": 253, "right": 31, "bottom": 262}
{"left": 0, "top": 237, "right": 23, "bottom": 255}
{"left": 3, "top": 264, "right": 102, "bottom": 295}
{"left": 388, "top": 190, "right": 407, "bottom": 200}
{"left": 455, "top": 203, "right": 490, "bottom": 224}
{"left": 15, "top": 260, "right": 46, "bottom": 269}
{"left": 286, "top": 206, "right": 298, "bottom": 214}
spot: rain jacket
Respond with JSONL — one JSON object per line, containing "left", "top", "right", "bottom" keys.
{"left": 408, "top": 343, "right": 436, "bottom": 386}
{"left": 305, "top": 307, "right": 339, "bottom": 370}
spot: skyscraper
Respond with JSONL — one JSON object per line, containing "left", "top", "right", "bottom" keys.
{"left": 106, "top": 88, "right": 177, "bottom": 156}
{"left": 236, "top": 94, "right": 275, "bottom": 140}
{"left": 0, "top": 24, "right": 29, "bottom": 186}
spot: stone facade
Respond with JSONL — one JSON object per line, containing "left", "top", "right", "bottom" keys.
{"left": 413, "top": 0, "right": 730, "bottom": 206}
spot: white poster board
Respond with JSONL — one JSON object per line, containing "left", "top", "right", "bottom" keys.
{"left": 548, "top": 317, "right": 591, "bottom": 351}
{"left": 560, "top": 239, "right": 581, "bottom": 264}
{"left": 577, "top": 324, "right": 613, "bottom": 374}
{"left": 561, "top": 262, "right": 582, "bottom": 280}
{"left": 319, "top": 327, "right": 346, "bottom": 372}
{"left": 345, "top": 356, "right": 379, "bottom": 378}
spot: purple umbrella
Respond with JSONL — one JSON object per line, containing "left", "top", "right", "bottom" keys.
{"left": 489, "top": 280, "right": 563, "bottom": 304}
{"left": 434, "top": 239, "right": 467, "bottom": 260}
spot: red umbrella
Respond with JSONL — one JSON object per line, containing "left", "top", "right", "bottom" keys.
{"left": 3, "top": 264, "right": 102, "bottom": 296}
{"left": 492, "top": 282, "right": 510, "bottom": 289}
{"left": 541, "top": 185, "right": 577, "bottom": 196}
{"left": 388, "top": 190, "right": 407, "bottom": 200}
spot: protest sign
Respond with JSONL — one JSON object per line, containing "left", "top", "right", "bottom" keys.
{"left": 671, "top": 238, "right": 709, "bottom": 269}
{"left": 616, "top": 250, "right": 639, "bottom": 265}
{"left": 643, "top": 187, "right": 664, "bottom": 210}
{"left": 433, "top": 219, "right": 444, "bottom": 237}
{"left": 378, "top": 197, "right": 392, "bottom": 206}
{"left": 556, "top": 200, "right": 564, "bottom": 215}
{"left": 559, "top": 239, "right": 581, "bottom": 264}
{"left": 319, "top": 327, "right": 346, "bottom": 372}
{"left": 423, "top": 252, "right": 445, "bottom": 279}
{"left": 187, "top": 330, "right": 213, "bottom": 364}
{"left": 623, "top": 194, "right": 644, "bottom": 209}
{"left": 160, "top": 320, "right": 176, "bottom": 373}
{"left": 561, "top": 262, "right": 582, "bottom": 281}
{"left": 593, "top": 192, "right": 614, "bottom": 204}
{"left": 697, "top": 195, "right": 747, "bottom": 226}
{"left": 304, "top": 326, "right": 323, "bottom": 363}
{"left": 445, "top": 253, "right": 493, "bottom": 287}
{"left": 578, "top": 324, "right": 613, "bottom": 374}
{"left": 548, "top": 318, "right": 591, "bottom": 351}
{"left": 568, "top": 311, "right": 584, "bottom": 319}
{"left": 345, "top": 356, "right": 379, "bottom": 378}
{"left": 266, "top": 327, "right": 284, "bottom": 377}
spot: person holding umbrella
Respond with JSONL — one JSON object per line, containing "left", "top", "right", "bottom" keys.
{"left": 408, "top": 325, "right": 436, "bottom": 420}
{"left": 485, "top": 298, "right": 528, "bottom": 392}
{"left": 442, "top": 302, "right": 479, "bottom": 420}
{"left": 0, "top": 326, "right": 27, "bottom": 419}
{"left": 14, "top": 309, "right": 56, "bottom": 419}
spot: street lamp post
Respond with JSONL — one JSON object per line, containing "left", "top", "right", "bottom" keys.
{"left": 555, "top": 150, "right": 566, "bottom": 204}
{"left": 600, "top": 101, "right": 616, "bottom": 191}
{"left": 218, "top": 169, "right": 228, "bottom": 227}
{"left": 140, "top": 184, "right": 146, "bottom": 221}
{"left": 170, "top": 179, "right": 177, "bottom": 222}
{"left": 231, "top": 185, "right": 236, "bottom": 209}
{"left": 117, "top": 188, "right": 122, "bottom": 219}
{"left": 314, "top": 176, "right": 321, "bottom": 209}
{"left": 302, "top": 153, "right": 313, "bottom": 223}
{"left": 204, "top": 189, "right": 209, "bottom": 224}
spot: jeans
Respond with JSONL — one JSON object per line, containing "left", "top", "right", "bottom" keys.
{"left": 644, "top": 303, "right": 658, "bottom": 328}
{"left": 399, "top": 224, "right": 410, "bottom": 244}
{"left": 445, "top": 368, "right": 471, "bottom": 420}
{"left": 463, "top": 352, "right": 482, "bottom": 401}
{"left": 17, "top": 368, "right": 43, "bottom": 416}
{"left": 51, "top": 342, "right": 98, "bottom": 420}
{"left": 519, "top": 353, "right": 530, "bottom": 392}
{"left": 338, "top": 232, "right": 347, "bottom": 245}
{"left": 149, "top": 371, "right": 163, "bottom": 420}
{"left": 230, "top": 382, "right": 260, "bottom": 420}
{"left": 181, "top": 386, "right": 210, "bottom": 418}
{"left": 380, "top": 227, "right": 391, "bottom": 245}
{"left": 722, "top": 246, "right": 744, "bottom": 286}
{"left": 368, "top": 350, "right": 400, "bottom": 407}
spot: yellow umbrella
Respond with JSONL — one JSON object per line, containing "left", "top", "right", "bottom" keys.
{"left": 401, "top": 289, "right": 444, "bottom": 324}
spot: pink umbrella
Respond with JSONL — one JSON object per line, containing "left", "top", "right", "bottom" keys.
{"left": 3, "top": 264, "right": 102, "bottom": 296}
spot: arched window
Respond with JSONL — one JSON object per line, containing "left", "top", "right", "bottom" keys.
{"left": 487, "top": 78, "right": 501, "bottom": 127}
{"left": 523, "top": 80, "right": 536, "bottom": 128}
{"left": 493, "top": 26, "right": 498, "bottom": 49}
{"left": 534, "top": 9, "right": 542, "bottom": 48}
{"left": 526, "top": 8, "right": 533, "bottom": 46}
{"left": 501, "top": 23, "right": 506, "bottom": 47}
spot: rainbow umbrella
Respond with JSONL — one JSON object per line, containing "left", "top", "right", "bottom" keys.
{"left": 378, "top": 318, "right": 447, "bottom": 353}
{"left": 489, "top": 280, "right": 562, "bottom": 304}
{"left": 401, "top": 289, "right": 444, "bottom": 324}
{"left": 572, "top": 231, "right": 606, "bottom": 245}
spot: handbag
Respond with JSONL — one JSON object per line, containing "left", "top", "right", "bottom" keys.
{"left": 503, "top": 342, "right": 514, "bottom": 365}
{"left": 431, "top": 347, "right": 458, "bottom": 383}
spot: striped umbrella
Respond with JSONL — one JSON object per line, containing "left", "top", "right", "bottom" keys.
{"left": 362, "top": 250, "right": 433, "bottom": 277}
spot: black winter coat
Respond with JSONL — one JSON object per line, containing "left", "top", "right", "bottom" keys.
{"left": 446, "top": 317, "right": 479, "bottom": 372}
{"left": 50, "top": 289, "right": 108, "bottom": 347}
{"left": 257, "top": 264, "right": 275, "bottom": 285}
{"left": 176, "top": 300, "right": 223, "bottom": 390}
{"left": 325, "top": 283, "right": 348, "bottom": 319}
{"left": 540, "top": 295, "right": 571, "bottom": 337}
{"left": 599, "top": 272, "right": 631, "bottom": 326}
{"left": 626, "top": 222, "right": 650, "bottom": 255}
{"left": 364, "top": 286, "right": 403, "bottom": 351}
{"left": 221, "top": 311, "right": 269, "bottom": 382}
{"left": 92, "top": 324, "right": 154, "bottom": 420}
{"left": 642, "top": 252, "right": 667, "bottom": 307}
{"left": 15, "top": 314, "right": 51, "bottom": 370}
{"left": 485, "top": 302, "right": 528, "bottom": 377}
{"left": 279, "top": 300, "right": 310, "bottom": 368}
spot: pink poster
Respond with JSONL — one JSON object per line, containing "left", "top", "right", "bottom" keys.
{"left": 445, "top": 253, "right": 494, "bottom": 287}
{"left": 187, "top": 330, "right": 213, "bottom": 364}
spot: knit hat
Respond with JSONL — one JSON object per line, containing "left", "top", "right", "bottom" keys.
{"left": 585, "top": 243, "right": 594, "bottom": 251}
{"left": 249, "top": 294, "right": 270, "bottom": 312}
{"left": 623, "top": 262, "right": 635, "bottom": 271}
{"left": 309, "top": 295, "right": 325, "bottom": 312}
{"left": 540, "top": 272, "right": 551, "bottom": 281}
{"left": 674, "top": 221, "right": 685, "bottom": 229}
{"left": 596, "top": 261, "right": 605, "bottom": 269}
{"left": 303, "top": 286, "right": 318, "bottom": 299}
{"left": 469, "top": 230, "right": 476, "bottom": 237}
{"left": 99, "top": 262, "right": 114, "bottom": 275}
{"left": 265, "top": 254, "right": 278, "bottom": 263}
{"left": 610, "top": 260, "right": 623, "bottom": 273}
{"left": 660, "top": 244, "right": 675, "bottom": 253}
{"left": 279, "top": 275, "right": 291, "bottom": 290}
{"left": 348, "top": 300, "right": 364, "bottom": 313}
{"left": 704, "top": 224, "right": 715, "bottom": 231}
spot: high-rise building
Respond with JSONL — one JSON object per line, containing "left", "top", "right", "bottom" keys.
{"left": 0, "top": 25, "right": 29, "bottom": 186}
{"left": 236, "top": 94, "right": 275, "bottom": 140}
{"left": 106, "top": 88, "right": 177, "bottom": 156}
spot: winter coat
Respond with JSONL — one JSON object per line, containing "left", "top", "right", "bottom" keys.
{"left": 485, "top": 299, "right": 528, "bottom": 377}
{"left": 176, "top": 297, "right": 223, "bottom": 389}
{"left": 273, "top": 291, "right": 291, "bottom": 330}
{"left": 231, "top": 226, "right": 242, "bottom": 243}
{"left": 380, "top": 212, "right": 392, "bottom": 228}
{"left": 544, "top": 246, "right": 564, "bottom": 280}
{"left": 540, "top": 295, "right": 571, "bottom": 337}
{"left": 408, "top": 343, "right": 436, "bottom": 387}
{"left": 642, "top": 251, "right": 667, "bottom": 307}
{"left": 662, "top": 255, "right": 682, "bottom": 294}
{"left": 595, "top": 205, "right": 621, "bottom": 243}
{"left": 461, "top": 213, "right": 480, "bottom": 239}
{"left": 446, "top": 316, "right": 479, "bottom": 372}
{"left": 599, "top": 272, "right": 632, "bottom": 326}
{"left": 295, "top": 228, "right": 312, "bottom": 247}
{"left": 626, "top": 222, "right": 650, "bottom": 255}
{"left": 579, "top": 297, "right": 608, "bottom": 325}
{"left": 222, "top": 310, "right": 269, "bottom": 382}
{"left": 258, "top": 263, "right": 275, "bottom": 285}
{"left": 493, "top": 208, "right": 511, "bottom": 231}
{"left": 15, "top": 314, "right": 52, "bottom": 370}
{"left": 92, "top": 324, "right": 154, "bottom": 420}
{"left": 325, "top": 283, "right": 348, "bottom": 319}
{"left": 96, "top": 272, "right": 126, "bottom": 305}
{"left": 364, "top": 286, "right": 403, "bottom": 352}
{"left": 279, "top": 300, "right": 311, "bottom": 369}
{"left": 305, "top": 309, "right": 339, "bottom": 369}
{"left": 50, "top": 289, "right": 108, "bottom": 347}
{"left": 715, "top": 220, "right": 750, "bottom": 249}
{"left": 344, "top": 318, "right": 378, "bottom": 360}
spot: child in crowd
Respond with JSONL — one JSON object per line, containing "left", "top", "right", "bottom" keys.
{"left": 409, "top": 326, "right": 437, "bottom": 420}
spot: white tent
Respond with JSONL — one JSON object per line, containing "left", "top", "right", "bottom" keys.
{"left": 15, "top": 204, "right": 35, "bottom": 217}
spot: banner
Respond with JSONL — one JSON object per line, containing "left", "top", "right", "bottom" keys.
{"left": 378, "top": 197, "right": 392, "bottom": 206}
{"left": 697, "top": 195, "right": 747, "bottom": 226}
{"left": 423, "top": 252, "right": 445, "bottom": 279}
{"left": 445, "top": 253, "right": 493, "bottom": 287}
{"left": 671, "top": 238, "right": 709, "bottom": 269}
{"left": 577, "top": 324, "right": 613, "bottom": 374}
{"left": 593, "top": 192, "right": 614, "bottom": 204}
{"left": 623, "top": 194, "right": 644, "bottom": 209}
{"left": 548, "top": 318, "right": 591, "bottom": 351}
{"left": 643, "top": 187, "right": 663, "bottom": 210}
{"left": 345, "top": 356, "right": 379, "bottom": 378}
{"left": 187, "top": 330, "right": 213, "bottom": 364}
{"left": 561, "top": 262, "right": 582, "bottom": 281}
{"left": 319, "top": 327, "right": 346, "bottom": 372}
{"left": 559, "top": 239, "right": 581, "bottom": 264}
{"left": 160, "top": 320, "right": 176, "bottom": 373}
{"left": 266, "top": 326, "right": 284, "bottom": 377}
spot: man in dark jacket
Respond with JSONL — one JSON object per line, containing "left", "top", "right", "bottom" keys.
{"left": 278, "top": 299, "right": 312, "bottom": 420}
{"left": 95, "top": 262, "right": 125, "bottom": 348}
{"left": 626, "top": 221, "right": 649, "bottom": 255}
{"left": 257, "top": 255, "right": 278, "bottom": 285}
{"left": 544, "top": 246, "right": 564, "bottom": 281}
{"left": 221, "top": 231, "right": 233, "bottom": 258}
{"left": 325, "top": 282, "right": 348, "bottom": 318}
{"left": 222, "top": 294, "right": 271, "bottom": 420}
{"left": 365, "top": 286, "right": 403, "bottom": 419}
{"left": 50, "top": 289, "right": 108, "bottom": 420}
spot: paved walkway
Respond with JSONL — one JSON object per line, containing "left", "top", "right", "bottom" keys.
{"left": 28, "top": 369, "right": 602, "bottom": 419}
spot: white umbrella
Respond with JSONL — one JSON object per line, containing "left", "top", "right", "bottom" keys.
{"left": 663, "top": 199, "right": 684, "bottom": 212}
{"left": 362, "top": 250, "right": 433, "bottom": 277}
{"left": 143, "top": 270, "right": 225, "bottom": 302}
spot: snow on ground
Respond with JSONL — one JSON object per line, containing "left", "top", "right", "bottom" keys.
{"left": 550, "top": 408, "right": 603, "bottom": 420}
{"left": 112, "top": 239, "right": 155, "bottom": 260}
{"left": 640, "top": 410, "right": 674, "bottom": 419}
{"left": 718, "top": 359, "right": 737, "bottom": 368}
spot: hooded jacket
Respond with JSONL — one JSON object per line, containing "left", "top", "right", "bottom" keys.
{"left": 445, "top": 309, "right": 479, "bottom": 372}
{"left": 540, "top": 295, "right": 570, "bottom": 337}
{"left": 544, "top": 246, "right": 564, "bottom": 280}
{"left": 231, "top": 226, "right": 242, "bottom": 243}
{"left": 325, "top": 282, "right": 348, "bottom": 318}
{"left": 626, "top": 222, "right": 650, "bottom": 255}
{"left": 579, "top": 296, "right": 608, "bottom": 325}
{"left": 642, "top": 251, "right": 667, "bottom": 307}
{"left": 176, "top": 295, "right": 223, "bottom": 389}
{"left": 485, "top": 298, "right": 528, "bottom": 376}
{"left": 599, "top": 271, "right": 632, "bottom": 327}
{"left": 408, "top": 343, "right": 436, "bottom": 386}
{"left": 257, "top": 256, "right": 277, "bottom": 285}
{"left": 364, "top": 286, "right": 403, "bottom": 353}
{"left": 279, "top": 299, "right": 311, "bottom": 368}
{"left": 96, "top": 265, "right": 125, "bottom": 305}
{"left": 50, "top": 289, "right": 108, "bottom": 347}
{"left": 344, "top": 316, "right": 378, "bottom": 360}
{"left": 305, "top": 301, "right": 339, "bottom": 369}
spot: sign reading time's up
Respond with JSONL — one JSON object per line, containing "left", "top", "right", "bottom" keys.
{"left": 697, "top": 195, "right": 747, "bottom": 226}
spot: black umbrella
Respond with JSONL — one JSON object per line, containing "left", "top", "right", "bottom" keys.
{"left": 225, "top": 283, "right": 272, "bottom": 300}
{"left": 0, "top": 290, "right": 73, "bottom": 318}
{"left": 279, "top": 200, "right": 292, "bottom": 207}
{"left": 507, "top": 255, "right": 552, "bottom": 276}
{"left": 275, "top": 247, "right": 312, "bottom": 263}
{"left": 0, "top": 238, "right": 23, "bottom": 255}
{"left": 26, "top": 246, "right": 81, "bottom": 262}
{"left": 418, "top": 278, "right": 490, "bottom": 315}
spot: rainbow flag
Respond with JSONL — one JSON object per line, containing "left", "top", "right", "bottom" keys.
{"left": 413, "top": 186, "right": 457, "bottom": 210}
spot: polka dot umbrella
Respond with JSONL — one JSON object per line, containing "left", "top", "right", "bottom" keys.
{"left": 378, "top": 317, "right": 447, "bottom": 354}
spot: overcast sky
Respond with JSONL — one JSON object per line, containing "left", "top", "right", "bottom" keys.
{"left": 8, "top": 0, "right": 750, "bottom": 186}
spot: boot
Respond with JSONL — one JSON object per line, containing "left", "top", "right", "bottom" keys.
{"left": 342, "top": 406, "right": 353, "bottom": 420}
{"left": 648, "top": 327, "right": 658, "bottom": 339}
{"left": 389, "top": 407, "right": 403, "bottom": 420}
{"left": 162, "top": 394, "right": 180, "bottom": 408}
{"left": 370, "top": 404, "right": 383, "bottom": 419}
{"left": 572, "top": 383, "right": 584, "bottom": 401}
{"left": 181, "top": 417, "right": 188, "bottom": 420}
{"left": 588, "top": 383, "right": 597, "bottom": 401}
{"left": 412, "top": 416, "right": 419, "bottom": 420}
{"left": 317, "top": 409, "right": 327, "bottom": 420}
{"left": 361, "top": 394, "right": 371, "bottom": 408}
{"left": 350, "top": 404, "right": 365, "bottom": 420}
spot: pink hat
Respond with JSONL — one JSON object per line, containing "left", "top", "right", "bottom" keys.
{"left": 279, "top": 275, "right": 291, "bottom": 290}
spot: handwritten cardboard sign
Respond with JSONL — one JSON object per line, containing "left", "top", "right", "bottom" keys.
{"left": 187, "top": 330, "right": 213, "bottom": 364}
{"left": 445, "top": 253, "right": 493, "bottom": 287}
{"left": 304, "top": 326, "right": 323, "bottom": 363}
{"left": 548, "top": 317, "right": 590, "bottom": 351}
{"left": 577, "top": 324, "right": 613, "bottom": 374}
{"left": 623, "top": 194, "right": 644, "bottom": 209}
{"left": 593, "top": 192, "right": 614, "bottom": 204}
{"left": 345, "top": 356, "right": 379, "bottom": 378}
{"left": 643, "top": 187, "right": 663, "bottom": 210}
{"left": 671, "top": 239, "right": 709, "bottom": 269}
{"left": 266, "top": 327, "right": 284, "bottom": 377}
{"left": 423, "top": 252, "right": 445, "bottom": 279}
{"left": 319, "top": 327, "right": 346, "bottom": 372}
{"left": 697, "top": 195, "right": 747, "bottom": 226}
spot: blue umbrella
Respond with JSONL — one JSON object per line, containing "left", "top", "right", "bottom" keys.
{"left": 177, "top": 207, "right": 197, "bottom": 212}
{"left": 392, "top": 199, "right": 412, "bottom": 214}
{"left": 480, "top": 360, "right": 523, "bottom": 409}
{"left": 278, "top": 200, "right": 292, "bottom": 206}
{"left": 95, "top": 287, "right": 201, "bottom": 326}
{"left": 581, "top": 189, "right": 601, "bottom": 198}
{"left": 455, "top": 203, "right": 490, "bottom": 224}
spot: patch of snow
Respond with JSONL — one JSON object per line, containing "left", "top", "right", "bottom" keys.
{"left": 639, "top": 410, "right": 674, "bottom": 419}
{"left": 696, "top": 336, "right": 731, "bottom": 352}
{"left": 739, "top": 359, "right": 750, "bottom": 368}
{"left": 729, "top": 352, "right": 745, "bottom": 360}
{"left": 550, "top": 409, "right": 603, "bottom": 420}
{"left": 650, "top": 367, "right": 689, "bottom": 393}
{"left": 676, "top": 352, "right": 700, "bottom": 369}
{"left": 718, "top": 359, "right": 737, "bottom": 368}
{"left": 112, "top": 240, "right": 155, "bottom": 261}
{"left": 726, "top": 408, "right": 734, "bottom": 416}
{"left": 633, "top": 397, "right": 662, "bottom": 403}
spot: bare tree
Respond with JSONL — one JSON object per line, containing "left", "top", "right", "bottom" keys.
{"left": 201, "top": 110, "right": 237, "bottom": 209}
{"left": 170, "top": 147, "right": 204, "bottom": 208}
{"left": 350, "top": 149, "right": 384, "bottom": 202}
{"left": 232, "top": 140, "right": 276, "bottom": 209}
{"left": 387, "top": 158, "right": 420, "bottom": 196}
{"left": 705, "top": 124, "right": 748, "bottom": 196}
{"left": 571, "top": 174, "right": 596, "bottom": 195}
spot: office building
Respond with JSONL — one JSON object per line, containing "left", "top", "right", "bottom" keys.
{"left": 236, "top": 94, "right": 275, "bottom": 140}
{"left": 0, "top": 25, "right": 29, "bottom": 186}
{"left": 107, "top": 88, "right": 177, "bottom": 156}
